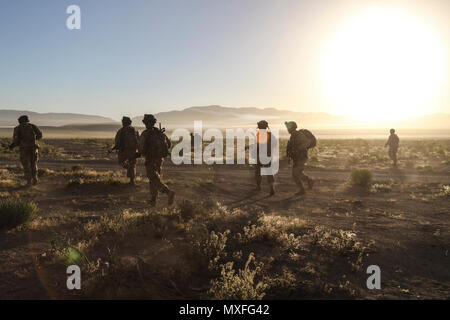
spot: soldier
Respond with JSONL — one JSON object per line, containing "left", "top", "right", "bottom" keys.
{"left": 285, "top": 121, "right": 314, "bottom": 196}
{"left": 254, "top": 120, "right": 275, "bottom": 195}
{"left": 111, "top": 116, "right": 140, "bottom": 185}
{"left": 9, "top": 115, "right": 43, "bottom": 186}
{"left": 139, "top": 114, "right": 175, "bottom": 206}
{"left": 385, "top": 128, "right": 399, "bottom": 166}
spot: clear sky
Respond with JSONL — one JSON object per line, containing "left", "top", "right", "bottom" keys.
{"left": 0, "top": 0, "right": 449, "bottom": 121}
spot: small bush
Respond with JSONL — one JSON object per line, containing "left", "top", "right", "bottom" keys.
{"left": 67, "top": 177, "right": 84, "bottom": 186}
{"left": 208, "top": 253, "right": 267, "bottom": 300}
{"left": 71, "top": 164, "right": 84, "bottom": 172}
{"left": 439, "top": 185, "right": 450, "bottom": 198}
{"left": 0, "top": 198, "right": 37, "bottom": 230}
{"left": 371, "top": 183, "right": 392, "bottom": 193}
{"left": 350, "top": 168, "right": 372, "bottom": 187}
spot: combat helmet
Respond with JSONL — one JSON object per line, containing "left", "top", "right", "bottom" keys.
{"left": 18, "top": 115, "right": 30, "bottom": 124}
{"left": 284, "top": 121, "right": 297, "bottom": 131}
{"left": 257, "top": 120, "right": 269, "bottom": 129}
{"left": 122, "top": 116, "right": 132, "bottom": 126}
{"left": 142, "top": 114, "right": 156, "bottom": 125}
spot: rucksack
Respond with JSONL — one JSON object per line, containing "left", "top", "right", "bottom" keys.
{"left": 19, "top": 123, "right": 40, "bottom": 146}
{"left": 146, "top": 128, "right": 170, "bottom": 158}
{"left": 299, "top": 129, "right": 316, "bottom": 149}
{"left": 121, "top": 126, "right": 138, "bottom": 150}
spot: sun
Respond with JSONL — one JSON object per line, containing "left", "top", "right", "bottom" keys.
{"left": 320, "top": 7, "right": 446, "bottom": 122}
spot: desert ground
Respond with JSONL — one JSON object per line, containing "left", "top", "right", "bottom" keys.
{"left": 0, "top": 138, "right": 449, "bottom": 299}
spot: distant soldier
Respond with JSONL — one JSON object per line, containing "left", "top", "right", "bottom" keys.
{"left": 285, "top": 121, "right": 315, "bottom": 196}
{"left": 9, "top": 115, "right": 42, "bottom": 186}
{"left": 385, "top": 128, "right": 399, "bottom": 166}
{"left": 111, "top": 116, "right": 140, "bottom": 185}
{"left": 139, "top": 114, "right": 175, "bottom": 206}
{"left": 254, "top": 120, "right": 275, "bottom": 195}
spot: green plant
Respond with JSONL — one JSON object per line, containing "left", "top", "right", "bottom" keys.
{"left": 350, "top": 168, "right": 372, "bottom": 187}
{"left": 0, "top": 198, "right": 37, "bottom": 230}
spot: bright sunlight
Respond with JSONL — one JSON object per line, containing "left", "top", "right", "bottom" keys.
{"left": 320, "top": 6, "right": 446, "bottom": 122}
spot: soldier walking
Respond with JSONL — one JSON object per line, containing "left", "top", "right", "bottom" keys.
{"left": 385, "top": 128, "right": 399, "bottom": 166}
{"left": 285, "top": 121, "right": 315, "bottom": 196}
{"left": 9, "top": 115, "right": 43, "bottom": 186}
{"left": 139, "top": 114, "right": 175, "bottom": 206}
{"left": 111, "top": 116, "right": 140, "bottom": 185}
{"left": 254, "top": 120, "right": 275, "bottom": 195}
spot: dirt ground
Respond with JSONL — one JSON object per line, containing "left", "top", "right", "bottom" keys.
{"left": 0, "top": 139, "right": 449, "bottom": 299}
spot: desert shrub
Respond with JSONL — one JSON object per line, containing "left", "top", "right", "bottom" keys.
{"left": 37, "top": 168, "right": 54, "bottom": 177}
{"left": 71, "top": 164, "right": 84, "bottom": 172}
{"left": 106, "top": 176, "right": 122, "bottom": 186}
{"left": 371, "top": 183, "right": 392, "bottom": 193}
{"left": 208, "top": 253, "right": 267, "bottom": 300}
{"left": 67, "top": 177, "right": 84, "bottom": 186}
{"left": 192, "top": 229, "right": 230, "bottom": 271}
{"left": 349, "top": 168, "right": 372, "bottom": 187}
{"left": 0, "top": 198, "right": 37, "bottom": 230}
{"left": 439, "top": 185, "right": 450, "bottom": 198}
{"left": 237, "top": 215, "right": 306, "bottom": 250}
{"left": 346, "top": 155, "right": 359, "bottom": 166}
{"left": 306, "top": 226, "right": 371, "bottom": 270}
{"left": 179, "top": 200, "right": 199, "bottom": 220}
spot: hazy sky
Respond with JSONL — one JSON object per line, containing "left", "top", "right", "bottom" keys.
{"left": 0, "top": 0, "right": 448, "bottom": 120}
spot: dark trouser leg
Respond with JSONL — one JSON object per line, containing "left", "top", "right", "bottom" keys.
{"left": 292, "top": 160, "right": 306, "bottom": 193}
{"left": 30, "top": 149, "right": 38, "bottom": 184}
{"left": 255, "top": 165, "right": 262, "bottom": 190}
{"left": 119, "top": 150, "right": 137, "bottom": 182}
{"left": 146, "top": 158, "right": 170, "bottom": 199}
{"left": 388, "top": 148, "right": 398, "bottom": 166}
{"left": 20, "top": 149, "right": 32, "bottom": 185}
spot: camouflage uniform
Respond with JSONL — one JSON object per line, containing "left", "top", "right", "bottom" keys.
{"left": 11, "top": 121, "right": 42, "bottom": 185}
{"left": 139, "top": 126, "right": 173, "bottom": 203}
{"left": 255, "top": 130, "right": 275, "bottom": 193}
{"left": 286, "top": 129, "right": 313, "bottom": 194}
{"left": 385, "top": 132, "right": 399, "bottom": 166}
{"left": 113, "top": 124, "right": 139, "bottom": 184}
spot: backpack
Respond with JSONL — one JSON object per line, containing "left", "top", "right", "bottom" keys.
{"left": 121, "top": 126, "right": 138, "bottom": 150}
{"left": 19, "top": 123, "right": 40, "bottom": 146}
{"left": 299, "top": 129, "right": 316, "bottom": 149}
{"left": 145, "top": 128, "right": 170, "bottom": 158}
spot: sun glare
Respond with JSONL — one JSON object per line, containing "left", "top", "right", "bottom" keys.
{"left": 321, "top": 7, "right": 446, "bottom": 122}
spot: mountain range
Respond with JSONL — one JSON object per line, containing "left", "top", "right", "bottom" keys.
{"left": 0, "top": 110, "right": 114, "bottom": 127}
{"left": 1, "top": 106, "right": 449, "bottom": 130}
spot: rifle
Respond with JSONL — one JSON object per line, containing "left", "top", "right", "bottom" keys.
{"left": 108, "top": 145, "right": 118, "bottom": 155}
{"left": 159, "top": 122, "right": 166, "bottom": 133}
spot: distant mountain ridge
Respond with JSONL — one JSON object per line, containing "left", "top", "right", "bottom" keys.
{"left": 135, "top": 105, "right": 450, "bottom": 130}
{"left": 1, "top": 106, "right": 449, "bottom": 129}
{"left": 133, "top": 105, "right": 351, "bottom": 129}
{"left": 0, "top": 110, "right": 115, "bottom": 126}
